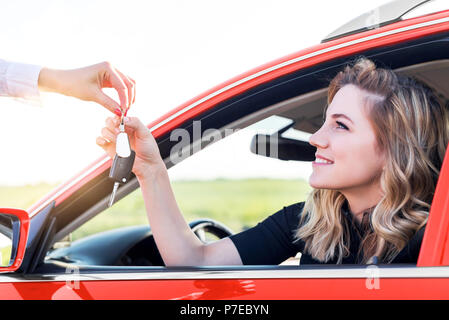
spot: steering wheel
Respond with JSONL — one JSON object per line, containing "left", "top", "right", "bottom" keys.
{"left": 190, "top": 219, "right": 234, "bottom": 243}
{"left": 119, "top": 219, "right": 234, "bottom": 266}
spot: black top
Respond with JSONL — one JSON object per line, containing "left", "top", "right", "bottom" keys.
{"left": 229, "top": 201, "right": 426, "bottom": 265}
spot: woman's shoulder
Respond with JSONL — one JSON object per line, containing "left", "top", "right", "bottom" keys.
{"left": 276, "top": 201, "right": 306, "bottom": 218}
{"left": 267, "top": 201, "right": 306, "bottom": 230}
{"left": 409, "top": 224, "right": 426, "bottom": 248}
{"left": 282, "top": 201, "right": 305, "bottom": 215}
{"left": 392, "top": 224, "right": 427, "bottom": 263}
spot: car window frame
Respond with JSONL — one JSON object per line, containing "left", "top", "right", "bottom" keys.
{"left": 417, "top": 139, "right": 449, "bottom": 266}
{"left": 45, "top": 79, "right": 449, "bottom": 274}
{"left": 27, "top": 26, "right": 449, "bottom": 275}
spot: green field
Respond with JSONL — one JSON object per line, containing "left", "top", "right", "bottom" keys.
{"left": 0, "top": 179, "right": 311, "bottom": 242}
{"left": 0, "top": 246, "right": 11, "bottom": 266}
{"left": 0, "top": 183, "right": 57, "bottom": 210}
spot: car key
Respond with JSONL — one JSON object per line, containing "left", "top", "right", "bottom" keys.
{"left": 108, "top": 117, "right": 135, "bottom": 207}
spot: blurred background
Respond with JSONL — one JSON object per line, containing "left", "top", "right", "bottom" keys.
{"left": 2, "top": 0, "right": 434, "bottom": 239}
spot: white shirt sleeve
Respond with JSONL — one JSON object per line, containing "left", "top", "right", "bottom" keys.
{"left": 0, "top": 59, "right": 42, "bottom": 99}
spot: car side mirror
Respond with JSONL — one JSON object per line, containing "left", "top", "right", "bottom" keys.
{"left": 250, "top": 134, "right": 316, "bottom": 161}
{"left": 0, "top": 208, "right": 30, "bottom": 273}
{"left": 250, "top": 121, "right": 317, "bottom": 161}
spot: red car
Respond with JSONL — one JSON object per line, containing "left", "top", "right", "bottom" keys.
{"left": 1, "top": 0, "right": 449, "bottom": 300}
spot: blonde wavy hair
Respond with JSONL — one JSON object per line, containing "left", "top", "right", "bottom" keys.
{"left": 295, "top": 57, "right": 449, "bottom": 264}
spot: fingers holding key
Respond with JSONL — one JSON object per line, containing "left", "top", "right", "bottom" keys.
{"left": 98, "top": 117, "right": 123, "bottom": 146}
{"left": 115, "top": 69, "right": 136, "bottom": 112}
{"left": 96, "top": 115, "right": 165, "bottom": 179}
{"left": 96, "top": 117, "right": 121, "bottom": 158}
{"left": 105, "top": 116, "right": 120, "bottom": 132}
{"left": 103, "top": 119, "right": 118, "bottom": 140}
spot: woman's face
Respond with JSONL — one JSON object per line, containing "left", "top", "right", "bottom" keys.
{"left": 308, "top": 84, "right": 386, "bottom": 193}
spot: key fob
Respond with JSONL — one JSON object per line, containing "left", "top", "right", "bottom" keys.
{"left": 109, "top": 150, "right": 136, "bottom": 184}
{"left": 116, "top": 131, "right": 131, "bottom": 158}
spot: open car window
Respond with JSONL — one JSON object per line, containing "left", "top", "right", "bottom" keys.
{"left": 50, "top": 57, "right": 449, "bottom": 269}
{"left": 46, "top": 41, "right": 449, "bottom": 270}
{"left": 50, "top": 113, "right": 315, "bottom": 267}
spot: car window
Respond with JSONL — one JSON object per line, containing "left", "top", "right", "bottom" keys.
{"left": 70, "top": 115, "right": 313, "bottom": 247}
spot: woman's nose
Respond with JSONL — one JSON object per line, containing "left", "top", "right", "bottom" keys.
{"left": 309, "top": 126, "right": 328, "bottom": 149}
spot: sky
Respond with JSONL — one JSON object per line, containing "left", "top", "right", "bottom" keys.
{"left": 1, "top": 0, "right": 438, "bottom": 186}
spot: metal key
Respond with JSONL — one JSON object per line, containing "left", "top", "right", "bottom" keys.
{"left": 108, "top": 118, "right": 135, "bottom": 207}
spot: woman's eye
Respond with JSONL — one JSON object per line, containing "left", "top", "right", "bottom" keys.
{"left": 336, "top": 121, "right": 348, "bottom": 130}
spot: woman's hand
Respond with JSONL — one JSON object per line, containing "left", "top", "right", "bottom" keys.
{"left": 97, "top": 117, "right": 243, "bottom": 267}
{"left": 38, "top": 61, "right": 135, "bottom": 115}
{"left": 96, "top": 116, "right": 164, "bottom": 179}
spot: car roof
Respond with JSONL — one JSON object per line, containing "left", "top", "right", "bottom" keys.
{"left": 322, "top": 0, "right": 445, "bottom": 42}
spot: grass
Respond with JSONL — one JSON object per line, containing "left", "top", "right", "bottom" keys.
{"left": 0, "top": 246, "right": 11, "bottom": 266}
{"left": 0, "top": 179, "right": 312, "bottom": 242}
{"left": 0, "top": 183, "right": 57, "bottom": 210}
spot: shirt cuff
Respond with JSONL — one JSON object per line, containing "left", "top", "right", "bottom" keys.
{"left": 3, "top": 61, "right": 42, "bottom": 99}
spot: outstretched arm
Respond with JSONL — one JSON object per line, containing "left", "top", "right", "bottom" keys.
{"left": 1, "top": 59, "right": 135, "bottom": 114}
{"left": 97, "top": 116, "right": 243, "bottom": 266}
{"left": 38, "top": 61, "right": 135, "bottom": 114}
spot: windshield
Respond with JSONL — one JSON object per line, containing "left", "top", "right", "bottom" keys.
{"left": 322, "top": 0, "right": 447, "bottom": 42}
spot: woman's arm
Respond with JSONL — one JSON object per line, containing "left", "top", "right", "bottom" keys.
{"left": 137, "top": 162, "right": 242, "bottom": 266}
{"left": 97, "top": 116, "right": 242, "bottom": 266}
{"left": 1, "top": 59, "right": 135, "bottom": 114}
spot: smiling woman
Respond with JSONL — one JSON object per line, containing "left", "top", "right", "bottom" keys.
{"left": 298, "top": 57, "right": 449, "bottom": 264}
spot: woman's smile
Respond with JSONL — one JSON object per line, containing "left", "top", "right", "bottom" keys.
{"left": 312, "top": 154, "right": 334, "bottom": 166}
{"left": 312, "top": 161, "right": 333, "bottom": 166}
{"left": 312, "top": 157, "right": 334, "bottom": 166}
